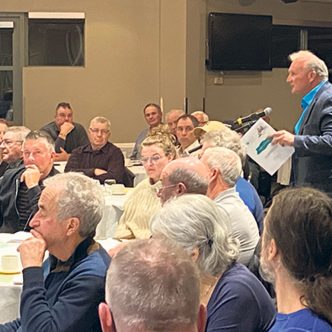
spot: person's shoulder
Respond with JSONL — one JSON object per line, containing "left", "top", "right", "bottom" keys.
{"left": 40, "top": 121, "right": 56, "bottom": 131}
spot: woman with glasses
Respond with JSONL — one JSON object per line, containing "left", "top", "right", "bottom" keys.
{"left": 150, "top": 194, "right": 276, "bottom": 332}
{"left": 114, "top": 129, "right": 176, "bottom": 240}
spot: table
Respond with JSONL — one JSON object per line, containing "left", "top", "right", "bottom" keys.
{"left": 0, "top": 233, "right": 25, "bottom": 324}
{"left": 94, "top": 188, "right": 133, "bottom": 240}
{"left": 54, "top": 162, "right": 147, "bottom": 187}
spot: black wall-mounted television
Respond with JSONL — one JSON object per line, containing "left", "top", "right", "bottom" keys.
{"left": 207, "top": 13, "right": 272, "bottom": 71}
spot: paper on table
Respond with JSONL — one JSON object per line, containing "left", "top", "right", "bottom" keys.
{"left": 241, "top": 118, "right": 295, "bottom": 176}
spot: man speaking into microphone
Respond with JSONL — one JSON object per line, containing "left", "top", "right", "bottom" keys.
{"left": 271, "top": 50, "right": 332, "bottom": 196}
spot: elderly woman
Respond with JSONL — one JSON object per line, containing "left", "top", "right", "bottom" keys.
{"left": 114, "top": 131, "right": 176, "bottom": 240}
{"left": 260, "top": 188, "right": 332, "bottom": 331}
{"left": 150, "top": 194, "right": 275, "bottom": 332}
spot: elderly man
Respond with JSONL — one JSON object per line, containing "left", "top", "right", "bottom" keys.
{"left": 201, "top": 147, "right": 259, "bottom": 266}
{"left": 0, "top": 126, "right": 30, "bottom": 170}
{"left": 65, "top": 116, "right": 125, "bottom": 184}
{"left": 271, "top": 51, "right": 332, "bottom": 196}
{"left": 99, "top": 237, "right": 205, "bottom": 332}
{"left": 40, "top": 102, "right": 89, "bottom": 161}
{"left": 176, "top": 114, "right": 201, "bottom": 157}
{"left": 200, "top": 129, "right": 264, "bottom": 233}
{"left": 191, "top": 111, "right": 209, "bottom": 127}
{"left": 157, "top": 157, "right": 209, "bottom": 204}
{"left": 0, "top": 172, "right": 111, "bottom": 331}
{"left": 166, "top": 109, "right": 185, "bottom": 136}
{"left": 0, "top": 131, "right": 58, "bottom": 233}
{"left": 130, "top": 103, "right": 163, "bottom": 160}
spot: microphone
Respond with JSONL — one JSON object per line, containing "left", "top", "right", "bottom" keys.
{"left": 187, "top": 144, "right": 203, "bottom": 154}
{"left": 233, "top": 107, "right": 272, "bottom": 127}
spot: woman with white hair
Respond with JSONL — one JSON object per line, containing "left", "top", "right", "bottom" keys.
{"left": 150, "top": 194, "right": 275, "bottom": 332}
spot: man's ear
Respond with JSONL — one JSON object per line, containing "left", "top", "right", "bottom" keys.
{"left": 98, "top": 302, "right": 114, "bottom": 332}
{"left": 177, "top": 182, "right": 187, "bottom": 195}
{"left": 197, "top": 304, "right": 207, "bottom": 332}
{"left": 66, "top": 217, "right": 80, "bottom": 236}
{"left": 267, "top": 238, "right": 278, "bottom": 261}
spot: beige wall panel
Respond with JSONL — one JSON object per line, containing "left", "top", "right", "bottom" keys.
{"left": 4, "top": 0, "right": 160, "bottom": 142}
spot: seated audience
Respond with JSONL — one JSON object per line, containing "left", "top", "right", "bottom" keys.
{"left": 157, "top": 157, "right": 209, "bottom": 204}
{"left": 200, "top": 128, "right": 264, "bottom": 232}
{"left": 130, "top": 103, "right": 163, "bottom": 160}
{"left": 166, "top": 108, "right": 184, "bottom": 136}
{"left": 99, "top": 237, "right": 206, "bottom": 332}
{"left": 0, "top": 172, "right": 111, "bottom": 331}
{"left": 0, "top": 131, "right": 58, "bottom": 233}
{"left": 151, "top": 194, "right": 276, "bottom": 332}
{"left": 176, "top": 114, "right": 200, "bottom": 157}
{"left": 65, "top": 116, "right": 125, "bottom": 184}
{"left": 0, "top": 126, "right": 30, "bottom": 170}
{"left": 260, "top": 187, "right": 332, "bottom": 331}
{"left": 201, "top": 147, "right": 259, "bottom": 266}
{"left": 191, "top": 111, "right": 209, "bottom": 127}
{"left": 40, "top": 102, "right": 89, "bottom": 161}
{"left": 114, "top": 131, "right": 176, "bottom": 240}
{"left": 0, "top": 119, "right": 8, "bottom": 176}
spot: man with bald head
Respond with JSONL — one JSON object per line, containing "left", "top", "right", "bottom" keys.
{"left": 166, "top": 109, "right": 185, "bottom": 136}
{"left": 157, "top": 157, "right": 209, "bottom": 204}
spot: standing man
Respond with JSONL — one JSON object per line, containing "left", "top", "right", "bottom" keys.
{"left": 130, "top": 103, "right": 163, "bottom": 160}
{"left": 0, "top": 131, "right": 58, "bottom": 233}
{"left": 176, "top": 114, "right": 201, "bottom": 157}
{"left": 272, "top": 51, "right": 332, "bottom": 195}
{"left": 65, "top": 116, "right": 125, "bottom": 184}
{"left": 40, "top": 102, "right": 89, "bottom": 161}
{"left": 0, "top": 172, "right": 111, "bottom": 331}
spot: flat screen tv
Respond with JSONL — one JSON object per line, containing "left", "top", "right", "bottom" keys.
{"left": 207, "top": 13, "right": 272, "bottom": 71}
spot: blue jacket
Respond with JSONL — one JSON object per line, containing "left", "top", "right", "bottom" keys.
{"left": 293, "top": 81, "right": 332, "bottom": 195}
{"left": 0, "top": 237, "right": 111, "bottom": 332}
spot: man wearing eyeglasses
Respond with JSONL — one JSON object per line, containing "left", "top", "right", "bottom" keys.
{"left": 65, "top": 116, "right": 125, "bottom": 184}
{"left": 0, "top": 126, "right": 30, "bottom": 170}
{"left": 40, "top": 102, "right": 89, "bottom": 161}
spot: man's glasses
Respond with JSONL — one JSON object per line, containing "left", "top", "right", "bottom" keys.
{"left": 0, "top": 139, "right": 23, "bottom": 146}
{"left": 155, "top": 184, "right": 178, "bottom": 196}
{"left": 89, "top": 128, "right": 110, "bottom": 135}
{"left": 140, "top": 155, "right": 164, "bottom": 164}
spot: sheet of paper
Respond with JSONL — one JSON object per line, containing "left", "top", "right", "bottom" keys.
{"left": 241, "top": 118, "right": 295, "bottom": 175}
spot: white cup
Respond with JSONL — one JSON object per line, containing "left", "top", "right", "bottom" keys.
{"left": 1, "top": 254, "right": 21, "bottom": 273}
{"left": 110, "top": 184, "right": 126, "bottom": 195}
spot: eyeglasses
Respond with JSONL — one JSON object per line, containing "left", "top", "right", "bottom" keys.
{"left": 1, "top": 139, "right": 23, "bottom": 146}
{"left": 156, "top": 184, "right": 178, "bottom": 195}
{"left": 140, "top": 155, "right": 164, "bottom": 164}
{"left": 89, "top": 128, "right": 110, "bottom": 135}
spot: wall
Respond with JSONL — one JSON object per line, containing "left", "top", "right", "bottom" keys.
{"left": 1, "top": 0, "right": 332, "bottom": 140}
{"left": 204, "top": 0, "right": 332, "bottom": 131}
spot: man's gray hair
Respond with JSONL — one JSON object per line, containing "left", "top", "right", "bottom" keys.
{"left": 90, "top": 116, "right": 111, "bottom": 132}
{"left": 106, "top": 237, "right": 201, "bottom": 332}
{"left": 165, "top": 109, "right": 185, "bottom": 121}
{"left": 289, "top": 50, "right": 329, "bottom": 80}
{"left": 191, "top": 111, "right": 209, "bottom": 122}
{"left": 43, "top": 172, "right": 104, "bottom": 238}
{"left": 24, "top": 130, "right": 55, "bottom": 153}
{"left": 168, "top": 167, "right": 208, "bottom": 195}
{"left": 203, "top": 147, "right": 242, "bottom": 187}
{"left": 202, "top": 129, "right": 246, "bottom": 165}
{"left": 150, "top": 194, "right": 239, "bottom": 276}
{"left": 6, "top": 126, "right": 30, "bottom": 143}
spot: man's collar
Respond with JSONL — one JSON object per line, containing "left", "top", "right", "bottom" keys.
{"left": 301, "top": 80, "right": 327, "bottom": 110}
{"left": 49, "top": 236, "right": 98, "bottom": 272}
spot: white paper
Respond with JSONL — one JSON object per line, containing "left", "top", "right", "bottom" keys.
{"left": 241, "top": 118, "right": 295, "bottom": 176}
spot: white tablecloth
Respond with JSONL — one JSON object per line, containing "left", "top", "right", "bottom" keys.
{"left": 0, "top": 234, "right": 25, "bottom": 324}
{"left": 94, "top": 189, "right": 132, "bottom": 240}
{"left": 54, "top": 162, "right": 147, "bottom": 187}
